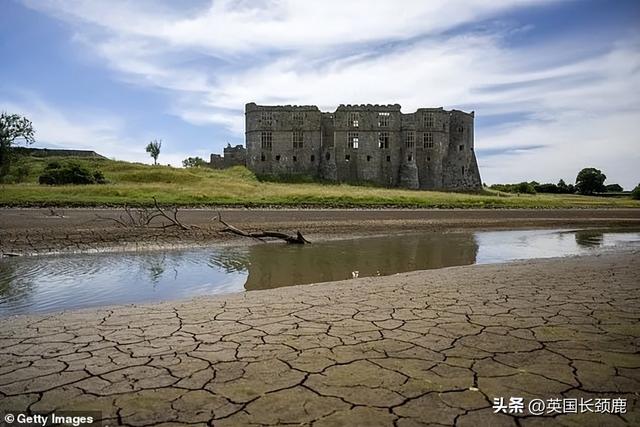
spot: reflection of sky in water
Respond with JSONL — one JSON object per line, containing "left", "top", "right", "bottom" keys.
{"left": 0, "top": 228, "right": 638, "bottom": 316}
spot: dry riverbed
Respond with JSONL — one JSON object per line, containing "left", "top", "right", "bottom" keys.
{"left": 1, "top": 207, "right": 639, "bottom": 255}
{"left": 0, "top": 252, "right": 638, "bottom": 426}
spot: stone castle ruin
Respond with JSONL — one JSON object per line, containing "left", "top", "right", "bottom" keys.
{"left": 245, "top": 102, "right": 482, "bottom": 190}
{"left": 209, "top": 143, "right": 247, "bottom": 169}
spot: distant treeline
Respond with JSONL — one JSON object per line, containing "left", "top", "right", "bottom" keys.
{"left": 489, "top": 180, "right": 625, "bottom": 195}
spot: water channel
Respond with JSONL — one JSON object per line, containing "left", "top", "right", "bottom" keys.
{"left": 1, "top": 228, "right": 638, "bottom": 315}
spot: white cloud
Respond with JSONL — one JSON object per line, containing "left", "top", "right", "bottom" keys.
{"left": 17, "top": 0, "right": 640, "bottom": 187}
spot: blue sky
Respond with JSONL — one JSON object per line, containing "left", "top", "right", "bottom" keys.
{"left": 1, "top": 0, "right": 639, "bottom": 187}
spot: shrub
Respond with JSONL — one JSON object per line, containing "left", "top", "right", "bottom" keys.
{"left": 39, "top": 161, "right": 106, "bottom": 185}
{"left": 514, "top": 182, "right": 536, "bottom": 194}
{"left": 632, "top": 184, "right": 640, "bottom": 200}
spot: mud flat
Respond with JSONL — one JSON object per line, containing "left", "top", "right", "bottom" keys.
{"left": 0, "top": 251, "right": 638, "bottom": 426}
{"left": 1, "top": 207, "right": 639, "bottom": 255}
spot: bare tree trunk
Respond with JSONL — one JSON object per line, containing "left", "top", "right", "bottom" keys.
{"left": 216, "top": 213, "right": 310, "bottom": 244}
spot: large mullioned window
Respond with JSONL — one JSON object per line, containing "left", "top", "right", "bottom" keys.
{"left": 424, "top": 112, "right": 434, "bottom": 128}
{"left": 406, "top": 131, "right": 415, "bottom": 148}
{"left": 378, "top": 131, "right": 389, "bottom": 149}
{"left": 378, "top": 112, "right": 390, "bottom": 127}
{"left": 261, "top": 131, "right": 272, "bottom": 150}
{"left": 423, "top": 132, "right": 434, "bottom": 149}
{"left": 349, "top": 112, "right": 359, "bottom": 127}
{"left": 261, "top": 111, "right": 273, "bottom": 126}
{"left": 292, "top": 131, "right": 304, "bottom": 149}
{"left": 348, "top": 132, "right": 359, "bottom": 149}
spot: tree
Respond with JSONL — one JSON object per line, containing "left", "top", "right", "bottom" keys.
{"left": 605, "top": 183, "right": 623, "bottom": 193}
{"left": 575, "top": 168, "right": 606, "bottom": 195}
{"left": 632, "top": 184, "right": 640, "bottom": 200}
{"left": 182, "top": 156, "right": 207, "bottom": 168}
{"left": 0, "top": 112, "right": 35, "bottom": 179}
{"left": 146, "top": 139, "right": 162, "bottom": 165}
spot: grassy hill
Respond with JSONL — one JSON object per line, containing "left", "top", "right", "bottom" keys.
{"left": 1, "top": 155, "right": 638, "bottom": 208}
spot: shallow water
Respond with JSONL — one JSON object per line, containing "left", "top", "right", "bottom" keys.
{"left": 1, "top": 228, "right": 639, "bottom": 316}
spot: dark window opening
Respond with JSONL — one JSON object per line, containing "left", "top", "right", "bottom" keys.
{"left": 378, "top": 131, "right": 389, "bottom": 149}
{"left": 275, "top": 155, "right": 281, "bottom": 161}
{"left": 292, "top": 156, "right": 297, "bottom": 162}
{"left": 366, "top": 155, "right": 371, "bottom": 162}
{"left": 386, "top": 155, "right": 391, "bottom": 162}
{"left": 427, "top": 157, "right": 431, "bottom": 162}
{"left": 260, "top": 154, "right": 266, "bottom": 162}
{"left": 462, "top": 166, "right": 465, "bottom": 175}
{"left": 345, "top": 154, "right": 350, "bottom": 161}
{"left": 408, "top": 155, "right": 412, "bottom": 161}
{"left": 459, "top": 144, "right": 464, "bottom": 151}
{"left": 326, "top": 152, "right": 331, "bottom": 161}
{"left": 310, "top": 155, "right": 315, "bottom": 162}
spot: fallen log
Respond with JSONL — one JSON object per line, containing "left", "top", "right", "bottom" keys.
{"left": 216, "top": 213, "right": 310, "bottom": 244}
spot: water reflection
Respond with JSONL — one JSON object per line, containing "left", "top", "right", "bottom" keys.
{"left": 240, "top": 232, "right": 478, "bottom": 290}
{"left": 574, "top": 230, "right": 604, "bottom": 247}
{"left": 1, "top": 228, "right": 639, "bottom": 315}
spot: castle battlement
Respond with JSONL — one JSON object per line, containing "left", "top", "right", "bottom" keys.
{"left": 244, "top": 103, "right": 481, "bottom": 190}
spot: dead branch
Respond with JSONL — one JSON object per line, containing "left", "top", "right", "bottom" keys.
{"left": 94, "top": 198, "right": 196, "bottom": 230}
{"left": 216, "top": 212, "right": 310, "bottom": 244}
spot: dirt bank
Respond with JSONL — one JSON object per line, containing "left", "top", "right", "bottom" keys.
{"left": 1, "top": 207, "right": 639, "bottom": 255}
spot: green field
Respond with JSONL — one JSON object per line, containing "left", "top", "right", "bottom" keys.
{"left": 1, "top": 156, "right": 638, "bottom": 208}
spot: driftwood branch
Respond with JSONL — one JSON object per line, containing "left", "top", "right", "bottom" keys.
{"left": 216, "top": 213, "right": 310, "bottom": 244}
{"left": 95, "top": 198, "right": 196, "bottom": 230}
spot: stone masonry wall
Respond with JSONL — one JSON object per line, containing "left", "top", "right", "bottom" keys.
{"left": 245, "top": 102, "right": 482, "bottom": 190}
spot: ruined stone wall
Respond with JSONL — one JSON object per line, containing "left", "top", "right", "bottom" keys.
{"left": 245, "top": 103, "right": 322, "bottom": 177}
{"left": 245, "top": 102, "right": 482, "bottom": 190}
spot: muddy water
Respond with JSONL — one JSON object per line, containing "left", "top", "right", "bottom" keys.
{"left": 1, "top": 228, "right": 638, "bottom": 315}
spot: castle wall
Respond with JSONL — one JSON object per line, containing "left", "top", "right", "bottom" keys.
{"left": 245, "top": 102, "right": 482, "bottom": 190}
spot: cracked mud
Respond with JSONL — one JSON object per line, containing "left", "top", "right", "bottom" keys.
{"left": 0, "top": 252, "right": 638, "bottom": 426}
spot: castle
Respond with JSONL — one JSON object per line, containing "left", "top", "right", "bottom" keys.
{"left": 244, "top": 102, "right": 481, "bottom": 190}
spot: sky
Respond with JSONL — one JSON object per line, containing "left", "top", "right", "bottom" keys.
{"left": 1, "top": 0, "right": 639, "bottom": 188}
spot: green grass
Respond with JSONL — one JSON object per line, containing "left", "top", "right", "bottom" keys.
{"left": 1, "top": 156, "right": 639, "bottom": 208}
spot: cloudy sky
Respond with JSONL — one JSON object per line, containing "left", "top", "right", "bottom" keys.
{"left": 1, "top": 0, "right": 639, "bottom": 187}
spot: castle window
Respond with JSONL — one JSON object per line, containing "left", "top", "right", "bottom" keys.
{"left": 378, "top": 131, "right": 389, "bottom": 149}
{"left": 462, "top": 166, "right": 465, "bottom": 175}
{"left": 378, "top": 112, "right": 390, "bottom": 127}
{"left": 261, "top": 131, "right": 272, "bottom": 150}
{"left": 367, "top": 155, "right": 371, "bottom": 162}
{"left": 457, "top": 126, "right": 464, "bottom": 133}
{"left": 292, "top": 111, "right": 304, "bottom": 126}
{"left": 292, "top": 131, "right": 304, "bottom": 149}
{"left": 348, "top": 132, "right": 359, "bottom": 149}
{"left": 275, "top": 155, "right": 281, "bottom": 161}
{"left": 427, "top": 156, "right": 431, "bottom": 162}
{"left": 408, "top": 155, "right": 413, "bottom": 161}
{"left": 311, "top": 154, "right": 315, "bottom": 162}
{"left": 349, "top": 112, "right": 359, "bottom": 127}
{"left": 423, "top": 132, "right": 434, "bottom": 149}
{"left": 406, "top": 131, "right": 415, "bottom": 149}
{"left": 261, "top": 111, "right": 273, "bottom": 126}
{"left": 424, "top": 112, "right": 434, "bottom": 128}
{"left": 386, "top": 155, "right": 391, "bottom": 162}
{"left": 293, "top": 156, "right": 297, "bottom": 162}
{"left": 345, "top": 154, "right": 350, "bottom": 162}
{"left": 261, "top": 154, "right": 266, "bottom": 162}
{"left": 326, "top": 152, "right": 331, "bottom": 161}
{"left": 459, "top": 144, "right": 464, "bottom": 151}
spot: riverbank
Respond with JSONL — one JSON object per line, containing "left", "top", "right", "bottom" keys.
{"left": 2, "top": 207, "right": 640, "bottom": 255}
{"left": 0, "top": 251, "right": 638, "bottom": 425}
